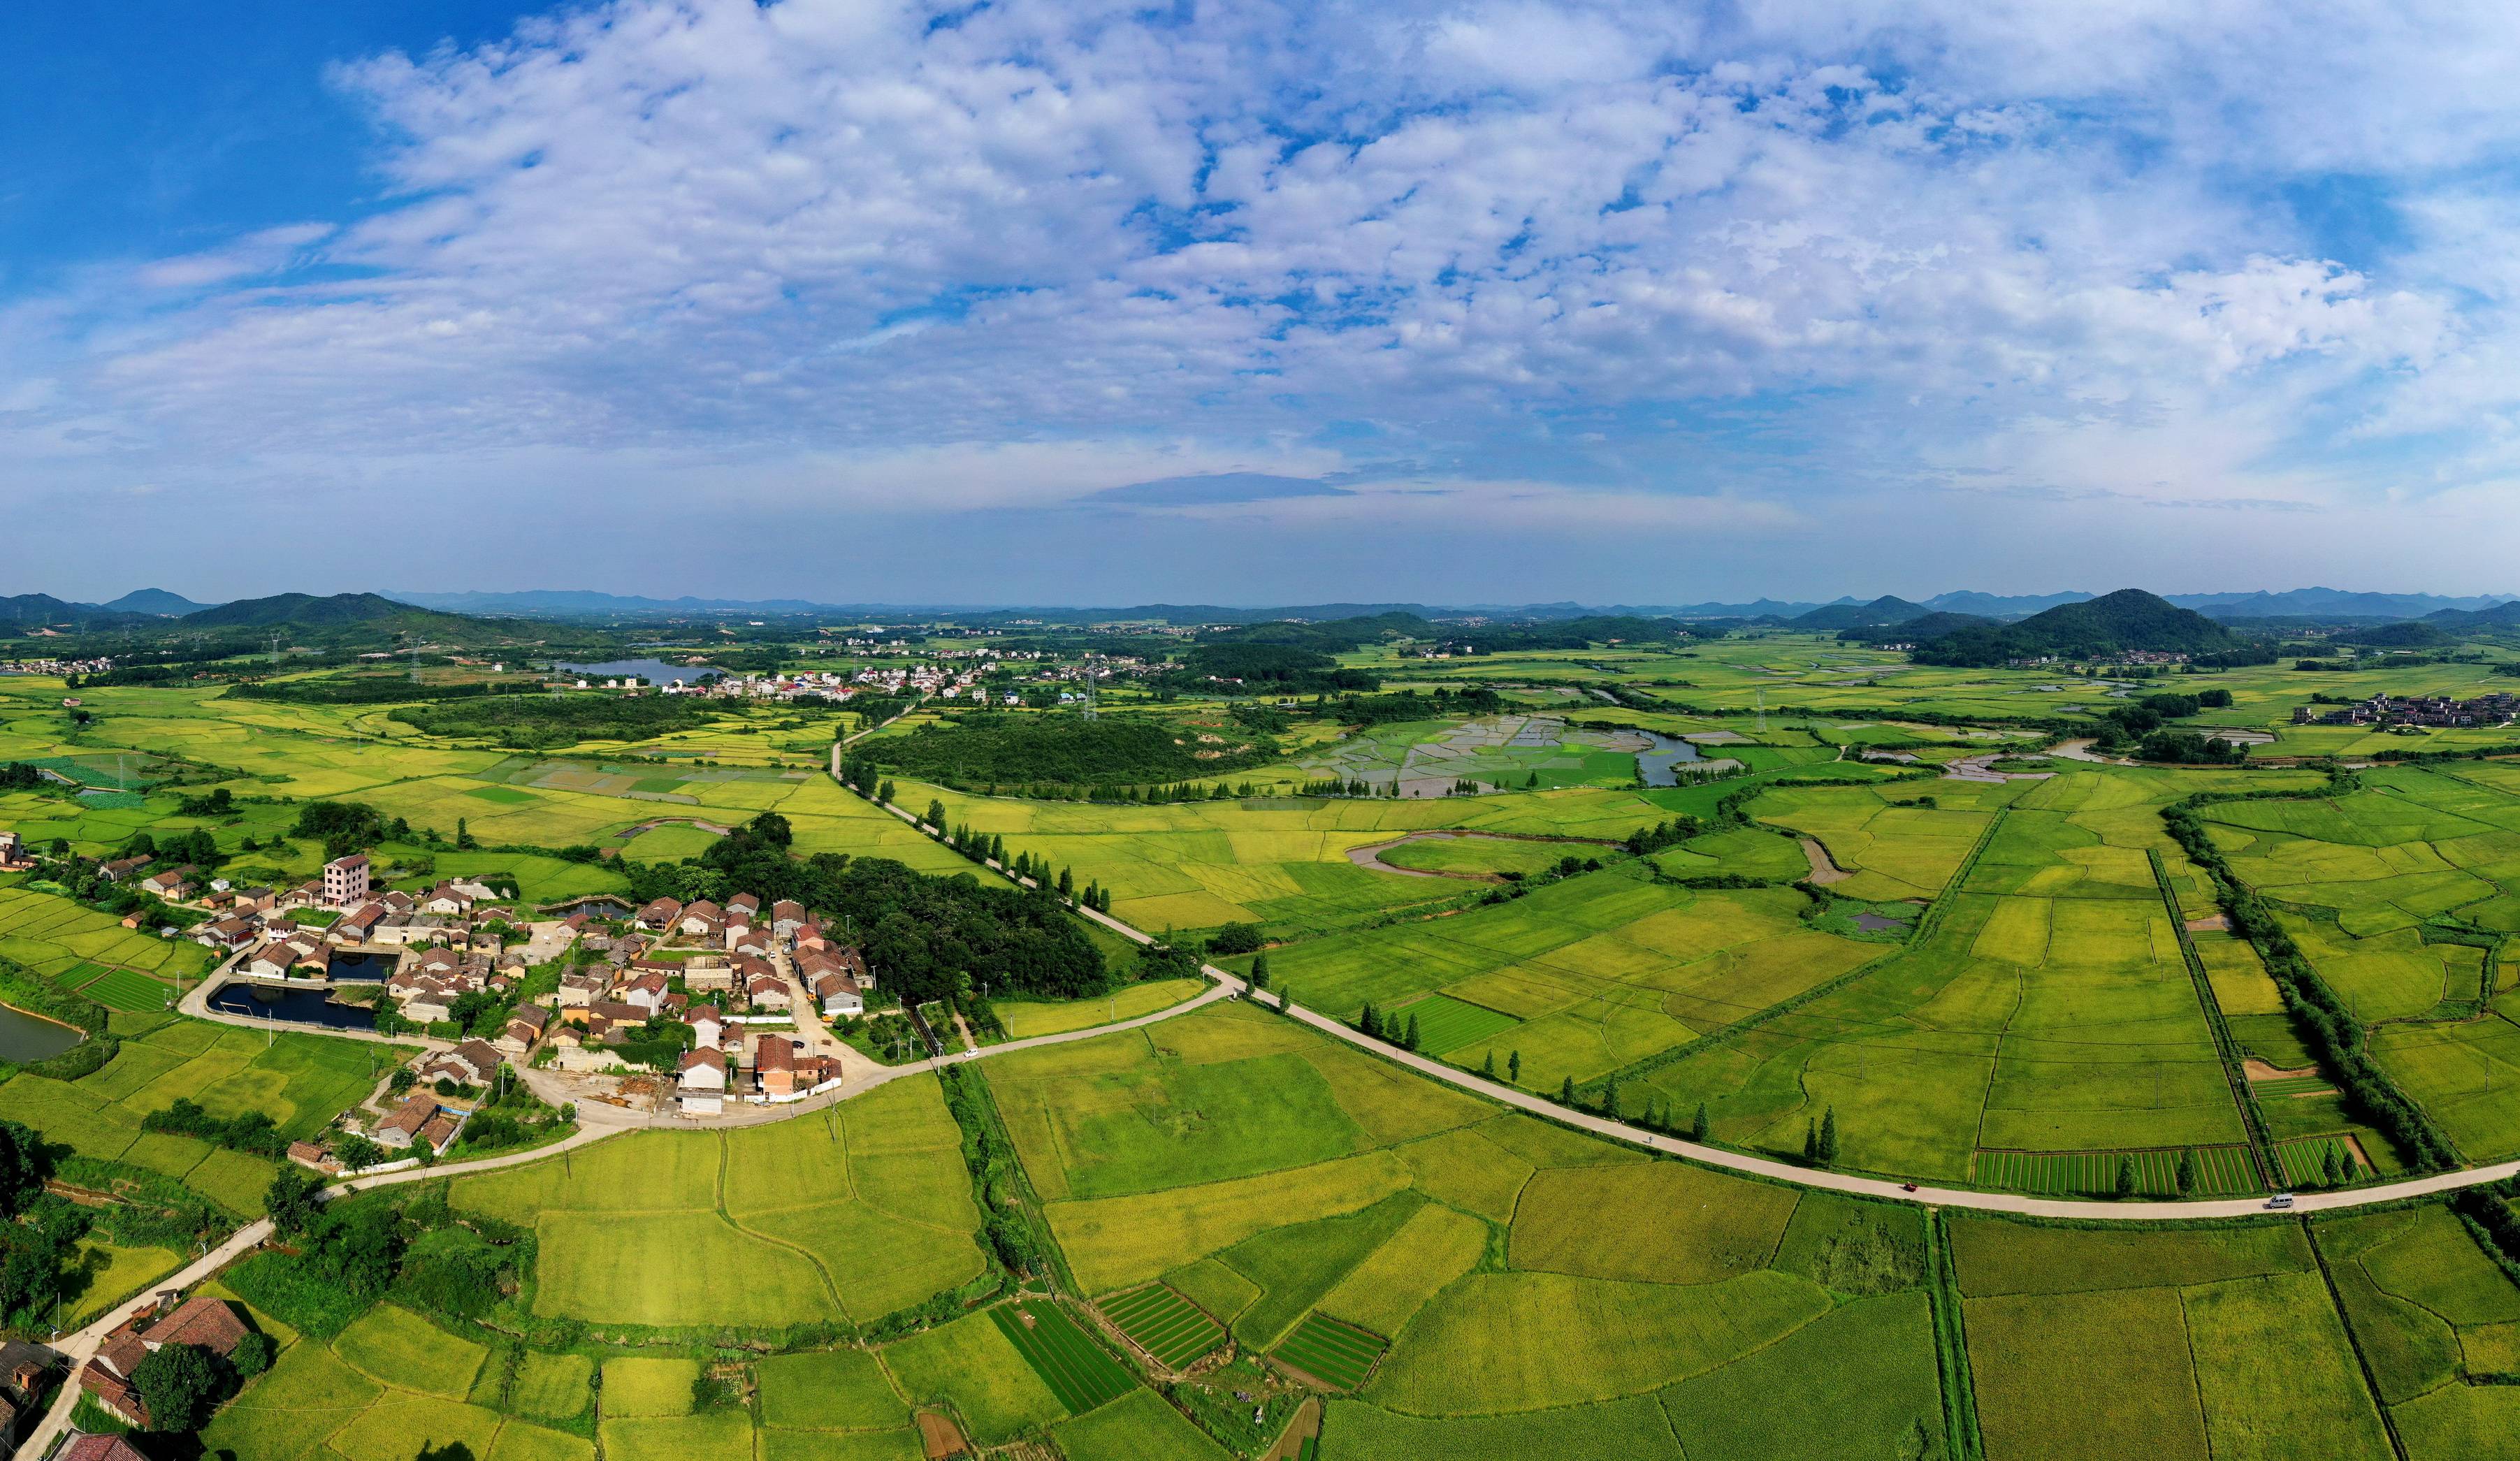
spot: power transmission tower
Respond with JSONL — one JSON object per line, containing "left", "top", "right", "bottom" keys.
{"left": 1756, "top": 688, "right": 1767, "bottom": 734}
{"left": 269, "top": 632, "right": 282, "bottom": 665}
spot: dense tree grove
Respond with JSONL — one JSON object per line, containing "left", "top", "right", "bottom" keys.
{"left": 850, "top": 713, "right": 1279, "bottom": 786}
{"left": 391, "top": 692, "right": 720, "bottom": 748}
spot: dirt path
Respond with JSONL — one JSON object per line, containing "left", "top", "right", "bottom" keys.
{"left": 1344, "top": 829, "right": 1612, "bottom": 880}
{"left": 1799, "top": 838, "right": 1851, "bottom": 885}
{"left": 613, "top": 815, "right": 735, "bottom": 841}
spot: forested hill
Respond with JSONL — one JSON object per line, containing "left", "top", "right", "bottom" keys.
{"left": 1909, "top": 589, "right": 2239, "bottom": 665}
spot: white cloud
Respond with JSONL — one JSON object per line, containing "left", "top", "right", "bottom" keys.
{"left": 8, "top": 0, "right": 2520, "bottom": 597}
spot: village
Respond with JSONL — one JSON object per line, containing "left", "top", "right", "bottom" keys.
{"left": 2291, "top": 690, "right": 2520, "bottom": 729}
{"left": 66, "top": 841, "right": 895, "bottom": 1168}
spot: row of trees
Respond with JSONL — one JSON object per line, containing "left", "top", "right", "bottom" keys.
{"left": 2163, "top": 795, "right": 2457, "bottom": 1170}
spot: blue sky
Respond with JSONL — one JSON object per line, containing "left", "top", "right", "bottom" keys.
{"left": 6, "top": 0, "right": 2519, "bottom": 606}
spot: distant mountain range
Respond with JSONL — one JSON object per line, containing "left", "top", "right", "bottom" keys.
{"left": 8, "top": 585, "right": 2520, "bottom": 633}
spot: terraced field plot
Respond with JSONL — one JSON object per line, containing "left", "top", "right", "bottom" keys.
{"left": 74, "top": 964, "right": 179, "bottom": 1012}
{"left": 1099, "top": 1284, "right": 1224, "bottom": 1369}
{"left": 1254, "top": 864, "right": 1879, "bottom": 1096}
{"left": 1951, "top": 1216, "right": 2393, "bottom": 1461}
{"left": 904, "top": 771, "right": 1844, "bottom": 939}
{"left": 1272, "top": 1313, "right": 1385, "bottom": 1390}
{"left": 0, "top": 880, "right": 217, "bottom": 982}
{"left": 990, "top": 1301, "right": 1137, "bottom": 1413}
{"left": 0, "top": 1012, "right": 405, "bottom": 1212}
{"left": 1632, "top": 768, "right": 2282, "bottom": 1184}
{"left": 449, "top": 1076, "right": 985, "bottom": 1328}
{"left": 1385, "top": 993, "right": 1519, "bottom": 1055}
{"left": 1975, "top": 1144, "right": 2260, "bottom": 1198}
{"left": 2199, "top": 762, "right": 2520, "bottom": 1161}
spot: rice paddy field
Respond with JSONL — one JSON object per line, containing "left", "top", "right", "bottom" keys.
{"left": 1616, "top": 765, "right": 2318, "bottom": 1185}
{"left": 0, "top": 1009, "right": 406, "bottom": 1212}
{"left": 2196, "top": 760, "right": 2520, "bottom": 1162}
{"left": 38, "top": 642, "right": 2520, "bottom": 1457}
{"left": 448, "top": 1075, "right": 985, "bottom": 1330}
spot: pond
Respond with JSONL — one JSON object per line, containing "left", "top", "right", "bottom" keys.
{"left": 207, "top": 981, "right": 377, "bottom": 1032}
{"left": 0, "top": 1004, "right": 83, "bottom": 1063}
{"left": 1851, "top": 913, "right": 1912, "bottom": 933}
{"left": 1632, "top": 731, "right": 1704, "bottom": 787}
{"left": 326, "top": 950, "right": 397, "bottom": 982}
{"left": 553, "top": 658, "right": 725, "bottom": 686}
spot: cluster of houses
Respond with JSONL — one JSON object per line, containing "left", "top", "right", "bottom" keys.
{"left": 0, "top": 828, "right": 29, "bottom": 871}
{"left": 77, "top": 1291, "right": 249, "bottom": 1431}
{"left": 0, "top": 654, "right": 114, "bottom": 674}
{"left": 530, "top": 892, "right": 874, "bottom": 1113}
{"left": 198, "top": 857, "right": 526, "bottom": 1014}
{"left": 2294, "top": 691, "right": 2520, "bottom": 729}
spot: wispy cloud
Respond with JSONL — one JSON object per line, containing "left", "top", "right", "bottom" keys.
{"left": 8, "top": 0, "right": 2520, "bottom": 599}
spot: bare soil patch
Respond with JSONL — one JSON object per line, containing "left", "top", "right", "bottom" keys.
{"left": 1800, "top": 838, "right": 1851, "bottom": 885}
{"left": 919, "top": 1411, "right": 969, "bottom": 1460}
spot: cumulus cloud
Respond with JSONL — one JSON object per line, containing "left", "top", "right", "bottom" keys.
{"left": 8, "top": 0, "right": 2520, "bottom": 598}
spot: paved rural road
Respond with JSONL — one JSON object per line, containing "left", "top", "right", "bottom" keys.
{"left": 14, "top": 1117, "right": 626, "bottom": 1458}
{"left": 853, "top": 790, "right": 2520, "bottom": 1222}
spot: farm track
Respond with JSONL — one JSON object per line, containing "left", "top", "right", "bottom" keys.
{"left": 842, "top": 789, "right": 2520, "bottom": 1222}
{"left": 41, "top": 750, "right": 2520, "bottom": 1458}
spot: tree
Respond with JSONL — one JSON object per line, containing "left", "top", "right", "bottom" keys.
{"left": 333, "top": 1134, "right": 387, "bottom": 1173}
{"left": 1804, "top": 1121, "right": 1818, "bottom": 1162}
{"left": 1248, "top": 952, "right": 1270, "bottom": 989}
{"left": 133, "top": 1342, "right": 224, "bottom": 1432}
{"left": 927, "top": 799, "right": 947, "bottom": 831}
{"left": 1691, "top": 1103, "right": 1711, "bottom": 1142}
{"left": 2115, "top": 1154, "right": 2137, "bottom": 1198}
{"left": 1817, "top": 1107, "right": 1839, "bottom": 1167}
{"left": 2174, "top": 1149, "right": 2196, "bottom": 1197}
{"left": 1058, "top": 867, "right": 1074, "bottom": 899}
{"left": 1481, "top": 1051, "right": 1496, "bottom": 1079}
{"left": 877, "top": 780, "right": 896, "bottom": 806}
{"left": 1605, "top": 1081, "right": 1623, "bottom": 1121}
{"left": 232, "top": 1330, "right": 276, "bottom": 1379}
{"left": 266, "top": 1167, "right": 324, "bottom": 1237}
{"left": 2323, "top": 1144, "right": 2344, "bottom": 1186}
{"left": 1403, "top": 1013, "right": 1421, "bottom": 1051}
{"left": 455, "top": 817, "right": 477, "bottom": 850}
{"left": 1358, "top": 1002, "right": 1378, "bottom": 1038}
{"left": 1559, "top": 1076, "right": 1576, "bottom": 1105}
{"left": 0, "top": 1119, "right": 48, "bottom": 1219}
{"left": 1508, "top": 1051, "right": 1521, "bottom": 1085}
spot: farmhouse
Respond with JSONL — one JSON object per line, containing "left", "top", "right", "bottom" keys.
{"left": 422, "top": 1038, "right": 502, "bottom": 1087}
{"left": 678, "top": 1049, "right": 729, "bottom": 1114}
{"left": 373, "top": 1092, "right": 447, "bottom": 1149}
{"left": 634, "top": 896, "right": 682, "bottom": 931}
{"left": 498, "top": 1002, "right": 549, "bottom": 1055}
{"left": 77, "top": 1295, "right": 249, "bottom": 1428}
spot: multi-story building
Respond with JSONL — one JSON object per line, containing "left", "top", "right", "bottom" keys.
{"left": 323, "top": 853, "right": 370, "bottom": 907}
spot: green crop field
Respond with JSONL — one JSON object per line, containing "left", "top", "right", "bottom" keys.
{"left": 1099, "top": 1284, "right": 1225, "bottom": 1369}
{"left": 36, "top": 650, "right": 2520, "bottom": 1455}
{"left": 1384, "top": 992, "right": 1519, "bottom": 1055}
{"left": 1976, "top": 1144, "right": 2260, "bottom": 1198}
{"left": 1272, "top": 1312, "right": 1386, "bottom": 1390}
{"left": 450, "top": 1076, "right": 983, "bottom": 1328}
{"left": 75, "top": 964, "right": 179, "bottom": 1012}
{"left": 990, "top": 1300, "right": 1138, "bottom": 1413}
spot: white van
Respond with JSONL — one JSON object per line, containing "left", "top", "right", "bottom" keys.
{"left": 2264, "top": 1193, "right": 2295, "bottom": 1209}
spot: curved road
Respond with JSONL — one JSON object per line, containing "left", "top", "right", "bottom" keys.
{"left": 853, "top": 792, "right": 2519, "bottom": 1222}
{"left": 31, "top": 771, "right": 2517, "bottom": 1449}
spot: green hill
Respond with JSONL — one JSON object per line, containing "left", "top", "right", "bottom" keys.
{"left": 1910, "top": 589, "right": 2236, "bottom": 666}
{"left": 1793, "top": 596, "right": 1929, "bottom": 631}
